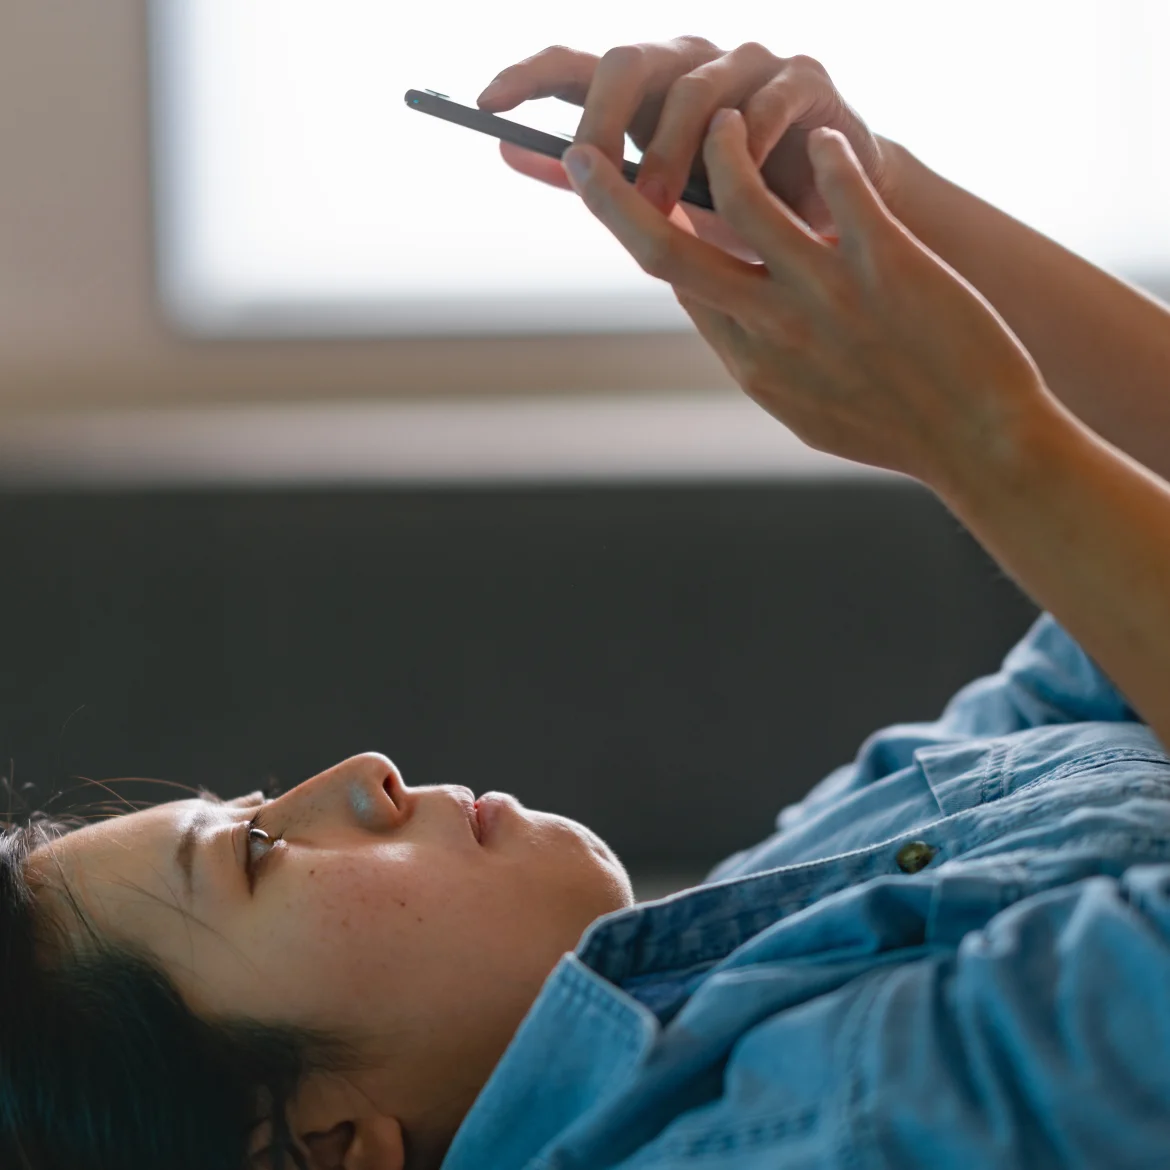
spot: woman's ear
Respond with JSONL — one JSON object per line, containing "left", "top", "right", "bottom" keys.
{"left": 252, "top": 1115, "right": 406, "bottom": 1170}
{"left": 251, "top": 1074, "right": 407, "bottom": 1170}
{"left": 302, "top": 1121, "right": 358, "bottom": 1169}
{"left": 312, "top": 1117, "right": 406, "bottom": 1170}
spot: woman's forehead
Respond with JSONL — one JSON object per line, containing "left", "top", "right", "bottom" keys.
{"left": 28, "top": 800, "right": 191, "bottom": 886}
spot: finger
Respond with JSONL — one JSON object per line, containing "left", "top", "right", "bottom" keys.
{"left": 740, "top": 58, "right": 828, "bottom": 166}
{"left": 476, "top": 45, "right": 599, "bottom": 111}
{"left": 702, "top": 107, "right": 831, "bottom": 282}
{"left": 807, "top": 127, "right": 891, "bottom": 264}
{"left": 498, "top": 140, "right": 574, "bottom": 193}
{"left": 676, "top": 202, "right": 765, "bottom": 265}
{"left": 573, "top": 39, "right": 722, "bottom": 175}
{"left": 632, "top": 41, "right": 781, "bottom": 211}
{"left": 561, "top": 141, "right": 767, "bottom": 321}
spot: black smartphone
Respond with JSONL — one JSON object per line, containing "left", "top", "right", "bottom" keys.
{"left": 404, "top": 88, "right": 714, "bottom": 212}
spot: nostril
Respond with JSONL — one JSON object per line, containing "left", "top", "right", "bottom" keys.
{"left": 383, "top": 776, "right": 397, "bottom": 809}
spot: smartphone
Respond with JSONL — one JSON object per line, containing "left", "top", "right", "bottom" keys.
{"left": 404, "top": 88, "right": 714, "bottom": 211}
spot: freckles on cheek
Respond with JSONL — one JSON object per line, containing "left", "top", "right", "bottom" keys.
{"left": 313, "top": 869, "right": 432, "bottom": 927}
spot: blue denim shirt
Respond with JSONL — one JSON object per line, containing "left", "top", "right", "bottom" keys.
{"left": 441, "top": 613, "right": 1170, "bottom": 1169}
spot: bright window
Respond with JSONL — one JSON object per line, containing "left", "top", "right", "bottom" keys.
{"left": 151, "top": 0, "right": 1170, "bottom": 337}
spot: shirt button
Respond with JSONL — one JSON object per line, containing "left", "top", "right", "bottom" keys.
{"left": 895, "top": 841, "right": 937, "bottom": 873}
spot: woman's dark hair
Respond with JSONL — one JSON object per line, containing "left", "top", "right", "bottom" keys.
{"left": 0, "top": 779, "right": 375, "bottom": 1170}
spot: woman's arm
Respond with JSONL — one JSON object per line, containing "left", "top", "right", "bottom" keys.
{"left": 881, "top": 139, "right": 1170, "bottom": 748}
{"left": 560, "top": 98, "right": 1170, "bottom": 754}
{"left": 879, "top": 136, "right": 1170, "bottom": 484}
{"left": 936, "top": 392, "right": 1170, "bottom": 753}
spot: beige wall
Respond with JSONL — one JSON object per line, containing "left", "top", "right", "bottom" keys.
{"left": 0, "top": 1, "right": 730, "bottom": 415}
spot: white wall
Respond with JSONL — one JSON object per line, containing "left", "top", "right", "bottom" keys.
{"left": 0, "top": 0, "right": 730, "bottom": 417}
{"left": 2, "top": 3, "right": 1160, "bottom": 488}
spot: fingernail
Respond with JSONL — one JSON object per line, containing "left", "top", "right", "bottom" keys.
{"left": 811, "top": 126, "right": 840, "bottom": 154}
{"left": 478, "top": 80, "right": 505, "bottom": 104}
{"left": 563, "top": 148, "right": 593, "bottom": 185}
{"left": 638, "top": 178, "right": 669, "bottom": 212}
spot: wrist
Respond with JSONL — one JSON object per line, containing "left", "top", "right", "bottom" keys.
{"left": 873, "top": 135, "right": 950, "bottom": 241}
{"left": 931, "top": 391, "right": 1087, "bottom": 519}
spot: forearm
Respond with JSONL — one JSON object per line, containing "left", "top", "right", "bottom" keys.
{"left": 879, "top": 136, "right": 1170, "bottom": 484}
{"left": 935, "top": 395, "right": 1170, "bottom": 752}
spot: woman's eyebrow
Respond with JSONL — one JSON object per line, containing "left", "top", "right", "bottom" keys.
{"left": 175, "top": 804, "right": 216, "bottom": 905}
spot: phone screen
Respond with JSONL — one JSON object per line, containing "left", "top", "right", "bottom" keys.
{"left": 404, "top": 88, "right": 714, "bottom": 211}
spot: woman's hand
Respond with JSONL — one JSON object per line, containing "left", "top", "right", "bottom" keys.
{"left": 556, "top": 108, "right": 1056, "bottom": 490}
{"left": 477, "top": 37, "right": 898, "bottom": 263}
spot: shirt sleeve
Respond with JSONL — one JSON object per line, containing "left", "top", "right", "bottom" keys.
{"left": 845, "top": 863, "right": 1170, "bottom": 1168}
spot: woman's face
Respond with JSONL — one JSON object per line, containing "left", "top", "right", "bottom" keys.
{"left": 30, "top": 753, "right": 635, "bottom": 1167}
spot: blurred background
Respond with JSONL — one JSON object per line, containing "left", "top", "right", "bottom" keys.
{"left": 1, "top": 1, "right": 1165, "bottom": 899}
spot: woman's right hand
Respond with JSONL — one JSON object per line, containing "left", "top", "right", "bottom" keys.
{"left": 476, "top": 36, "right": 900, "bottom": 264}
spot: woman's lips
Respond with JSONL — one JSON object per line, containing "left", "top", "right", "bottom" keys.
{"left": 474, "top": 792, "right": 513, "bottom": 842}
{"left": 450, "top": 786, "right": 481, "bottom": 843}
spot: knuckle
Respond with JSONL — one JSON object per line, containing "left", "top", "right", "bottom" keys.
{"left": 734, "top": 40, "right": 779, "bottom": 65}
{"left": 678, "top": 34, "right": 720, "bottom": 54}
{"left": 675, "top": 71, "right": 719, "bottom": 101}
{"left": 789, "top": 53, "right": 829, "bottom": 78}
{"left": 599, "top": 44, "right": 646, "bottom": 71}
{"left": 520, "top": 44, "right": 568, "bottom": 69}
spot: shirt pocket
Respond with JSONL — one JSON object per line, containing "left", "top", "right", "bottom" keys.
{"left": 915, "top": 720, "right": 1170, "bottom": 819}
{"left": 914, "top": 738, "right": 1005, "bottom": 818}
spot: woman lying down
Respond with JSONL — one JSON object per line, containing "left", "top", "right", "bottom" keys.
{"left": 9, "top": 34, "right": 1170, "bottom": 1170}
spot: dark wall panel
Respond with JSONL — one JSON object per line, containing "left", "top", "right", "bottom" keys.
{"left": 0, "top": 482, "right": 1039, "bottom": 871}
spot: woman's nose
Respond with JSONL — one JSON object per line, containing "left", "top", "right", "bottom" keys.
{"left": 292, "top": 752, "right": 405, "bottom": 829}
{"left": 344, "top": 753, "right": 406, "bottom": 822}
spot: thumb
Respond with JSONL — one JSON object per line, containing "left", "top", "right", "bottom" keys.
{"left": 807, "top": 127, "right": 888, "bottom": 251}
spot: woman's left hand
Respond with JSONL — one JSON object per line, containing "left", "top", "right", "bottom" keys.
{"left": 560, "top": 109, "right": 1056, "bottom": 490}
